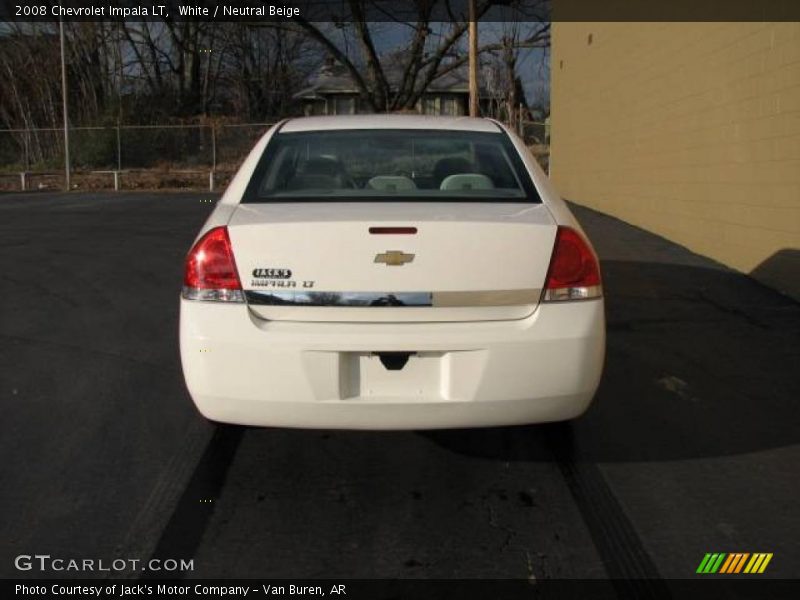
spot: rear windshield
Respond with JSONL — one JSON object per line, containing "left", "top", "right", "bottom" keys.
{"left": 242, "top": 129, "right": 539, "bottom": 203}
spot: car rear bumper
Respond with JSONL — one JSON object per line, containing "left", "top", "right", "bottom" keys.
{"left": 179, "top": 299, "right": 605, "bottom": 430}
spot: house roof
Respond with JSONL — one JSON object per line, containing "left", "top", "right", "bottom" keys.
{"left": 294, "top": 61, "right": 486, "bottom": 99}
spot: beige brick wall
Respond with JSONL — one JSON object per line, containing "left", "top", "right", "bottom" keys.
{"left": 550, "top": 22, "right": 800, "bottom": 299}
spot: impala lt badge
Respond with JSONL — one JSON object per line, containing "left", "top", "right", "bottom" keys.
{"left": 374, "top": 251, "right": 415, "bottom": 266}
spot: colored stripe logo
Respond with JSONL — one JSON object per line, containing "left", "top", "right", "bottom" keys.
{"left": 696, "top": 553, "right": 773, "bottom": 574}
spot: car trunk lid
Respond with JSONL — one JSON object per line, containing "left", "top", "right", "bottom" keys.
{"left": 227, "top": 202, "right": 556, "bottom": 323}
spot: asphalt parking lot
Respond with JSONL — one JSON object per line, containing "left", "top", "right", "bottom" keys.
{"left": 1, "top": 192, "right": 798, "bottom": 595}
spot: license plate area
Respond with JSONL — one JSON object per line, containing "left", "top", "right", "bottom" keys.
{"left": 340, "top": 352, "right": 444, "bottom": 400}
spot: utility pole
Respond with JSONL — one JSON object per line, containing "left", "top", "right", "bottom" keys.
{"left": 468, "top": 0, "right": 479, "bottom": 117}
{"left": 59, "top": 14, "right": 71, "bottom": 191}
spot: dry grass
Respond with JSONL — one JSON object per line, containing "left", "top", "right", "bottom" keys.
{"left": 0, "top": 170, "right": 236, "bottom": 193}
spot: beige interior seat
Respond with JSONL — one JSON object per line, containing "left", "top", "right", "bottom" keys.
{"left": 366, "top": 176, "right": 417, "bottom": 192}
{"left": 439, "top": 173, "right": 494, "bottom": 191}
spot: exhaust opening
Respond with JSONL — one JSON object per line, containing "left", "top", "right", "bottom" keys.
{"left": 375, "top": 352, "right": 414, "bottom": 371}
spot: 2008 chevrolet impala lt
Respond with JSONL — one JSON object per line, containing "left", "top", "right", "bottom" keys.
{"left": 179, "top": 115, "right": 605, "bottom": 429}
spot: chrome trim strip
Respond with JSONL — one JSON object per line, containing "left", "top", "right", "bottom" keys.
{"left": 433, "top": 289, "right": 541, "bottom": 307}
{"left": 246, "top": 291, "right": 432, "bottom": 307}
{"left": 245, "top": 289, "right": 541, "bottom": 308}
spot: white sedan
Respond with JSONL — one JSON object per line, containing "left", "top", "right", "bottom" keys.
{"left": 179, "top": 115, "right": 604, "bottom": 429}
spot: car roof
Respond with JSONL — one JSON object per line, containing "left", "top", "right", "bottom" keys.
{"left": 280, "top": 114, "right": 503, "bottom": 134}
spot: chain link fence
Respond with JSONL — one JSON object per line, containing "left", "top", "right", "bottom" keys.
{"left": 0, "top": 123, "right": 276, "bottom": 192}
{"left": 0, "top": 120, "right": 548, "bottom": 191}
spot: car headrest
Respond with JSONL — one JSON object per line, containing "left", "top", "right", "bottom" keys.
{"left": 439, "top": 173, "right": 495, "bottom": 191}
{"left": 366, "top": 176, "right": 417, "bottom": 192}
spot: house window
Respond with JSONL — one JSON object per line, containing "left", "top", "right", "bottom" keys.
{"left": 441, "top": 96, "right": 460, "bottom": 116}
{"left": 421, "top": 95, "right": 462, "bottom": 116}
{"left": 421, "top": 96, "right": 440, "bottom": 115}
{"left": 330, "top": 96, "right": 356, "bottom": 115}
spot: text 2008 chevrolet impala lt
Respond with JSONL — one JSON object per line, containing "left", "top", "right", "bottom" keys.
{"left": 179, "top": 115, "right": 605, "bottom": 429}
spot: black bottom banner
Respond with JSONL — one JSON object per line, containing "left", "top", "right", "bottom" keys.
{"left": 5, "top": 579, "right": 800, "bottom": 600}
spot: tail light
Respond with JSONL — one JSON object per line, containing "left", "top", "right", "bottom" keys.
{"left": 182, "top": 226, "right": 244, "bottom": 302}
{"left": 543, "top": 226, "right": 602, "bottom": 302}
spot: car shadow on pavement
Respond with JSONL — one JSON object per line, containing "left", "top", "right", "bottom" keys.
{"left": 422, "top": 259, "right": 800, "bottom": 463}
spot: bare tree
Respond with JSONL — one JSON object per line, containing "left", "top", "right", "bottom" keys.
{"left": 289, "top": 0, "right": 548, "bottom": 113}
{"left": 216, "top": 24, "right": 317, "bottom": 119}
{"left": 0, "top": 0, "right": 548, "bottom": 130}
{"left": 480, "top": 18, "right": 550, "bottom": 126}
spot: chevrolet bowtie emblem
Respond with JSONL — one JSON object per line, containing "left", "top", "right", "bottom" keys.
{"left": 374, "top": 251, "right": 415, "bottom": 266}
